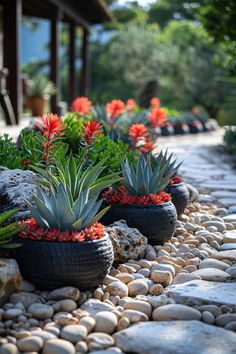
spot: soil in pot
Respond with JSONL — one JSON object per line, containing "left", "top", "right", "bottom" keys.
{"left": 14, "top": 233, "right": 114, "bottom": 290}
{"left": 165, "top": 182, "right": 190, "bottom": 216}
{"left": 101, "top": 201, "right": 177, "bottom": 245}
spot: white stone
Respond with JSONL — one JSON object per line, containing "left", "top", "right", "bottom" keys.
{"left": 60, "top": 324, "right": 87, "bottom": 343}
{"left": 152, "top": 304, "right": 201, "bottom": 321}
{"left": 191, "top": 268, "right": 231, "bottom": 282}
{"left": 127, "top": 279, "right": 148, "bottom": 296}
{"left": 94, "top": 311, "right": 118, "bottom": 334}
{"left": 42, "top": 338, "right": 75, "bottom": 354}
{"left": 28, "top": 303, "right": 54, "bottom": 319}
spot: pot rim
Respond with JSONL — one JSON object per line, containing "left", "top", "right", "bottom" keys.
{"left": 166, "top": 182, "right": 185, "bottom": 187}
{"left": 103, "top": 200, "right": 174, "bottom": 208}
{"left": 15, "top": 232, "right": 110, "bottom": 246}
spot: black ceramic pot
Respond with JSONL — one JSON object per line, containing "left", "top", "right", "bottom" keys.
{"left": 188, "top": 122, "right": 203, "bottom": 134}
{"left": 101, "top": 201, "right": 177, "bottom": 245}
{"left": 165, "top": 182, "right": 190, "bottom": 216}
{"left": 174, "top": 124, "right": 190, "bottom": 135}
{"left": 161, "top": 126, "right": 174, "bottom": 136}
{"left": 15, "top": 233, "right": 114, "bottom": 290}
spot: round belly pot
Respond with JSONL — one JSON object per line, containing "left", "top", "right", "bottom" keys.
{"left": 188, "top": 122, "right": 203, "bottom": 134}
{"left": 101, "top": 202, "right": 177, "bottom": 245}
{"left": 165, "top": 182, "right": 190, "bottom": 216}
{"left": 174, "top": 124, "right": 190, "bottom": 135}
{"left": 15, "top": 233, "right": 114, "bottom": 290}
{"left": 161, "top": 125, "right": 174, "bottom": 136}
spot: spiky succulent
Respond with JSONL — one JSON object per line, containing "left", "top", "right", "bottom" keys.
{"left": 121, "top": 153, "right": 177, "bottom": 196}
{"left": 26, "top": 158, "right": 118, "bottom": 231}
{"left": 33, "top": 155, "right": 120, "bottom": 202}
{"left": 155, "top": 150, "right": 182, "bottom": 178}
{"left": 0, "top": 209, "right": 23, "bottom": 249}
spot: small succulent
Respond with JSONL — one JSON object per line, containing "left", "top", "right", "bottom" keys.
{"left": 0, "top": 209, "right": 23, "bottom": 249}
{"left": 121, "top": 153, "right": 176, "bottom": 196}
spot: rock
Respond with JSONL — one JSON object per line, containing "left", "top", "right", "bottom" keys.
{"left": 151, "top": 270, "right": 173, "bottom": 287}
{"left": 17, "top": 335, "right": 44, "bottom": 352}
{"left": 0, "top": 259, "right": 21, "bottom": 305}
{"left": 60, "top": 324, "right": 87, "bottom": 343}
{"left": 115, "top": 273, "right": 134, "bottom": 284}
{"left": 216, "top": 314, "right": 236, "bottom": 327}
{"left": 86, "top": 332, "right": 114, "bottom": 349}
{"left": 226, "top": 266, "right": 236, "bottom": 279}
{"left": 127, "top": 279, "right": 148, "bottom": 296}
{"left": 9, "top": 292, "right": 43, "bottom": 308}
{"left": 202, "top": 221, "right": 226, "bottom": 232}
{"left": 219, "top": 243, "right": 236, "bottom": 251}
{"left": 106, "top": 281, "right": 128, "bottom": 298}
{"left": 79, "top": 316, "right": 96, "bottom": 333}
{"left": 149, "top": 284, "right": 163, "bottom": 296}
{"left": 173, "top": 272, "right": 201, "bottom": 285}
{"left": 211, "top": 250, "right": 236, "bottom": 262}
{"left": 86, "top": 350, "right": 124, "bottom": 354}
{"left": 124, "top": 300, "right": 152, "bottom": 317}
{"left": 152, "top": 304, "right": 201, "bottom": 321}
{"left": 149, "top": 294, "right": 169, "bottom": 308}
{"left": 223, "top": 231, "right": 236, "bottom": 243}
{"left": 167, "top": 280, "right": 236, "bottom": 310}
{"left": 28, "top": 303, "right": 54, "bottom": 320}
{"left": 80, "top": 299, "right": 114, "bottom": 316}
{"left": 3, "top": 308, "right": 23, "bottom": 319}
{"left": 113, "top": 321, "right": 236, "bottom": 354}
{"left": 75, "top": 341, "right": 88, "bottom": 353}
{"left": 122, "top": 309, "right": 148, "bottom": 323}
{"left": 30, "top": 329, "right": 56, "bottom": 342}
{"left": 20, "top": 279, "right": 35, "bottom": 292}
{"left": 105, "top": 220, "right": 147, "bottom": 263}
{"left": 0, "top": 343, "right": 18, "bottom": 354}
{"left": 225, "top": 321, "right": 236, "bottom": 331}
{"left": 191, "top": 268, "right": 231, "bottom": 282}
{"left": 47, "top": 287, "right": 80, "bottom": 301}
{"left": 94, "top": 311, "right": 118, "bottom": 334}
{"left": 198, "top": 259, "right": 229, "bottom": 271}
{"left": 42, "top": 338, "right": 75, "bottom": 354}
{"left": 223, "top": 214, "right": 236, "bottom": 222}
{"left": 201, "top": 311, "right": 215, "bottom": 324}
{"left": 186, "top": 184, "right": 199, "bottom": 203}
{"left": 53, "top": 299, "right": 77, "bottom": 313}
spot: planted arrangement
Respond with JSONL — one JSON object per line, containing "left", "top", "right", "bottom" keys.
{"left": 0, "top": 209, "right": 23, "bottom": 251}
{"left": 224, "top": 126, "right": 236, "bottom": 156}
{"left": 101, "top": 153, "right": 178, "bottom": 245}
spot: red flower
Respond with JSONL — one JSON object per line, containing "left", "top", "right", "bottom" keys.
{"left": 149, "top": 107, "right": 168, "bottom": 128}
{"left": 126, "top": 98, "right": 137, "bottom": 112}
{"left": 169, "top": 175, "right": 183, "bottom": 185}
{"left": 18, "top": 219, "right": 105, "bottom": 242}
{"left": 139, "top": 140, "right": 155, "bottom": 153}
{"left": 103, "top": 186, "right": 171, "bottom": 205}
{"left": 71, "top": 97, "right": 93, "bottom": 115}
{"left": 36, "top": 114, "right": 66, "bottom": 165}
{"left": 82, "top": 120, "right": 102, "bottom": 145}
{"left": 106, "top": 99, "right": 126, "bottom": 120}
{"left": 129, "top": 123, "right": 149, "bottom": 145}
{"left": 150, "top": 97, "right": 161, "bottom": 108}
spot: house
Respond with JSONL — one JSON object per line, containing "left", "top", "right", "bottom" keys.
{"left": 0, "top": 0, "right": 112, "bottom": 124}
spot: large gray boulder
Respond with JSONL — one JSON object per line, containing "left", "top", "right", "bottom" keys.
{"left": 0, "top": 168, "right": 38, "bottom": 221}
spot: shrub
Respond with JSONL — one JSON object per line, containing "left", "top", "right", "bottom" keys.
{"left": 0, "top": 135, "right": 23, "bottom": 169}
{"left": 224, "top": 126, "right": 236, "bottom": 155}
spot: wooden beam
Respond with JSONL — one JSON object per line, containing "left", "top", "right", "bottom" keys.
{"left": 50, "top": 7, "right": 60, "bottom": 114}
{"left": 68, "top": 22, "right": 76, "bottom": 104}
{"left": 3, "top": 0, "right": 22, "bottom": 125}
{"left": 81, "top": 28, "right": 89, "bottom": 97}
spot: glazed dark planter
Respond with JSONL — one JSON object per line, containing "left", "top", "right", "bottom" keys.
{"left": 14, "top": 233, "right": 114, "bottom": 290}
{"left": 188, "top": 122, "right": 203, "bottom": 134}
{"left": 174, "top": 124, "right": 190, "bottom": 135}
{"left": 165, "top": 182, "right": 190, "bottom": 216}
{"left": 161, "top": 126, "right": 174, "bottom": 136}
{"left": 101, "top": 201, "right": 177, "bottom": 245}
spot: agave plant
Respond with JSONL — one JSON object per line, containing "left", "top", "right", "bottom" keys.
{"left": 155, "top": 150, "right": 182, "bottom": 178}
{"left": 0, "top": 209, "right": 23, "bottom": 249}
{"left": 33, "top": 155, "right": 120, "bottom": 203}
{"left": 121, "top": 153, "right": 177, "bottom": 196}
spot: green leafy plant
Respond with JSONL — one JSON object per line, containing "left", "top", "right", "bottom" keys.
{"left": 224, "top": 126, "right": 236, "bottom": 155}
{"left": 29, "top": 76, "right": 56, "bottom": 97}
{"left": 156, "top": 150, "right": 182, "bottom": 178}
{"left": 0, "top": 134, "right": 24, "bottom": 169}
{"left": 121, "top": 153, "right": 175, "bottom": 196}
{"left": 26, "top": 159, "right": 118, "bottom": 231}
{"left": 0, "top": 209, "right": 23, "bottom": 249}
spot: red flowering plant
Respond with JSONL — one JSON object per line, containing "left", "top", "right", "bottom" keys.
{"left": 128, "top": 123, "right": 156, "bottom": 153}
{"left": 71, "top": 96, "right": 93, "bottom": 116}
{"left": 150, "top": 97, "right": 161, "bottom": 109}
{"left": 103, "top": 153, "right": 175, "bottom": 206}
{"left": 169, "top": 175, "right": 183, "bottom": 185}
{"left": 149, "top": 107, "right": 168, "bottom": 129}
{"left": 106, "top": 99, "right": 126, "bottom": 124}
{"left": 126, "top": 98, "right": 137, "bottom": 113}
{"left": 36, "top": 113, "right": 66, "bottom": 168}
